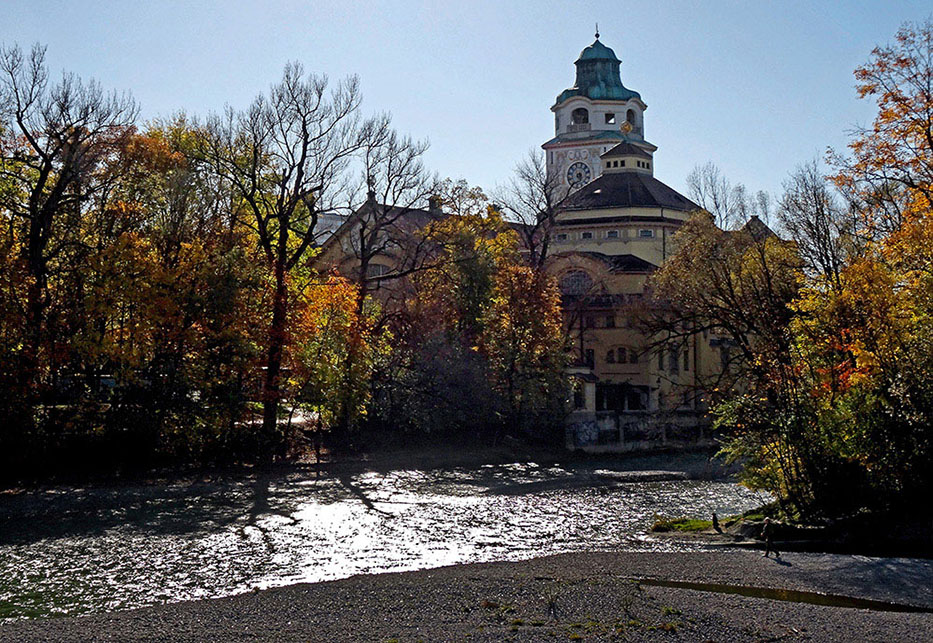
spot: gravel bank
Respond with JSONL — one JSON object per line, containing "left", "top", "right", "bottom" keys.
{"left": 2, "top": 550, "right": 931, "bottom": 642}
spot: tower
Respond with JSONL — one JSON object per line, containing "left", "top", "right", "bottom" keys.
{"left": 543, "top": 32, "right": 656, "bottom": 191}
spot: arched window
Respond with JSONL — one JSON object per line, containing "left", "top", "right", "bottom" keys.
{"left": 559, "top": 270, "right": 594, "bottom": 296}
{"left": 617, "top": 347, "right": 628, "bottom": 364}
{"left": 606, "top": 349, "right": 616, "bottom": 364}
{"left": 630, "top": 349, "right": 639, "bottom": 364}
{"left": 571, "top": 108, "right": 589, "bottom": 125}
{"left": 626, "top": 109, "right": 636, "bottom": 125}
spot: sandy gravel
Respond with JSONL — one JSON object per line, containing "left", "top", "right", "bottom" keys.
{"left": 2, "top": 550, "right": 931, "bottom": 642}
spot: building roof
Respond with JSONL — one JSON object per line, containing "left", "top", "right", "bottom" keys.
{"left": 560, "top": 172, "right": 700, "bottom": 212}
{"left": 542, "top": 128, "right": 627, "bottom": 148}
{"left": 577, "top": 39, "right": 620, "bottom": 62}
{"left": 601, "top": 142, "right": 652, "bottom": 159}
{"left": 552, "top": 250, "right": 657, "bottom": 274}
{"left": 555, "top": 37, "right": 641, "bottom": 105}
{"left": 739, "top": 215, "right": 777, "bottom": 241}
{"left": 316, "top": 201, "right": 443, "bottom": 258}
{"left": 586, "top": 251, "right": 657, "bottom": 273}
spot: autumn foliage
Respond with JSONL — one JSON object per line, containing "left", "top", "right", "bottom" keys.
{"left": 652, "top": 20, "right": 933, "bottom": 518}
{"left": 0, "top": 48, "right": 568, "bottom": 480}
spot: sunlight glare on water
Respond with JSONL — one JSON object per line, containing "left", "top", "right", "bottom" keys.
{"left": 0, "top": 459, "right": 764, "bottom": 618}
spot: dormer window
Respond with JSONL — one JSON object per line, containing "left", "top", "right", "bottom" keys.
{"left": 571, "top": 108, "right": 589, "bottom": 125}
{"left": 605, "top": 113, "right": 616, "bottom": 124}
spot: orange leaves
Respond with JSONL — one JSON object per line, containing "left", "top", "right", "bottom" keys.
{"left": 122, "top": 131, "right": 186, "bottom": 174}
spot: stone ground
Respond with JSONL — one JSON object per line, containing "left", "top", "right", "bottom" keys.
{"left": 2, "top": 550, "right": 931, "bottom": 642}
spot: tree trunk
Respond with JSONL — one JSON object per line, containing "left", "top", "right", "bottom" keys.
{"left": 20, "top": 216, "right": 48, "bottom": 412}
{"left": 333, "top": 277, "right": 368, "bottom": 445}
{"left": 262, "top": 260, "right": 288, "bottom": 438}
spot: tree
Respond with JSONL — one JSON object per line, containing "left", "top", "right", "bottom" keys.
{"left": 0, "top": 43, "right": 136, "bottom": 407}
{"left": 778, "top": 161, "right": 853, "bottom": 285}
{"left": 330, "top": 122, "right": 438, "bottom": 438}
{"left": 678, "top": 21, "right": 933, "bottom": 517}
{"left": 497, "top": 150, "right": 567, "bottom": 271}
{"left": 193, "top": 63, "right": 368, "bottom": 436}
{"left": 830, "top": 19, "right": 933, "bottom": 238}
{"left": 436, "top": 177, "right": 489, "bottom": 217}
{"left": 686, "top": 162, "right": 772, "bottom": 229}
{"left": 480, "top": 264, "right": 567, "bottom": 438}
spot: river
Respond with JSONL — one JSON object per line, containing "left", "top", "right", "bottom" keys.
{"left": 0, "top": 455, "right": 766, "bottom": 618}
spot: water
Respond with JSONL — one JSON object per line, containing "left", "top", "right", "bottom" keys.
{"left": 639, "top": 579, "right": 933, "bottom": 613}
{"left": 0, "top": 460, "right": 764, "bottom": 618}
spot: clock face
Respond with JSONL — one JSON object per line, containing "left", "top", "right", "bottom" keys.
{"left": 567, "top": 162, "right": 591, "bottom": 188}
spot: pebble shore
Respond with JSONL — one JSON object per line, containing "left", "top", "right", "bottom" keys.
{"left": 2, "top": 550, "right": 931, "bottom": 642}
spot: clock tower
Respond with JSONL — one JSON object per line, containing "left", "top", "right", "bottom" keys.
{"left": 543, "top": 32, "right": 656, "bottom": 191}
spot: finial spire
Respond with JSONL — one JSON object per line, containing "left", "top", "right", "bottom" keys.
{"left": 595, "top": 23, "right": 599, "bottom": 39}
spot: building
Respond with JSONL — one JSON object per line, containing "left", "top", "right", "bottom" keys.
{"left": 315, "top": 33, "right": 758, "bottom": 451}
{"left": 543, "top": 34, "right": 720, "bottom": 452}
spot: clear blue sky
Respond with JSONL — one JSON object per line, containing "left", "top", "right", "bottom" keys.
{"left": 3, "top": 1, "right": 929, "bottom": 198}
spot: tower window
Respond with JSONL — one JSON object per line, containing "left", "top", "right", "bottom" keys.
{"left": 621, "top": 160, "right": 626, "bottom": 167}
{"left": 605, "top": 113, "right": 616, "bottom": 124}
{"left": 606, "top": 230, "right": 619, "bottom": 239}
{"left": 581, "top": 231, "right": 593, "bottom": 240}
{"left": 626, "top": 109, "right": 636, "bottom": 125}
{"left": 638, "top": 229, "right": 655, "bottom": 238}
{"left": 571, "top": 108, "right": 589, "bottom": 125}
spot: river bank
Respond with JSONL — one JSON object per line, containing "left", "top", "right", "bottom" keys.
{"left": 2, "top": 442, "right": 733, "bottom": 493}
{"left": 2, "top": 550, "right": 931, "bottom": 641}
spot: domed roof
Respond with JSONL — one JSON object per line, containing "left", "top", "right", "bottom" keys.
{"left": 555, "top": 37, "right": 641, "bottom": 105}
{"left": 577, "top": 39, "right": 620, "bottom": 62}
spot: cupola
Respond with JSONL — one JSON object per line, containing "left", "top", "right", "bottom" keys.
{"left": 600, "top": 142, "right": 653, "bottom": 176}
{"left": 555, "top": 35, "right": 641, "bottom": 105}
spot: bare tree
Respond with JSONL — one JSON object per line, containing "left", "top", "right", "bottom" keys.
{"left": 0, "top": 43, "right": 137, "bottom": 398}
{"left": 686, "top": 162, "right": 772, "bottom": 229}
{"left": 496, "top": 149, "right": 568, "bottom": 271}
{"left": 436, "top": 177, "right": 488, "bottom": 217}
{"left": 778, "top": 161, "right": 852, "bottom": 285}
{"left": 332, "top": 121, "right": 438, "bottom": 437}
{"left": 349, "top": 120, "right": 438, "bottom": 303}
{"left": 193, "top": 62, "right": 369, "bottom": 435}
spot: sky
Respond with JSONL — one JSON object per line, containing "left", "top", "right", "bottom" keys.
{"left": 2, "top": 1, "right": 930, "bottom": 199}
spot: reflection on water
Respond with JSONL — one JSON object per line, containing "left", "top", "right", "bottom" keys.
{"left": 0, "top": 461, "right": 763, "bottom": 618}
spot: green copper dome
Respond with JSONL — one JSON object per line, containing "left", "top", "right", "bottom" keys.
{"left": 555, "top": 37, "right": 641, "bottom": 105}
{"left": 577, "top": 39, "right": 620, "bottom": 61}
